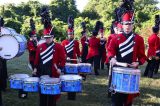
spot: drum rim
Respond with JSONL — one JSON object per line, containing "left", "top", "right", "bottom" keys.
{"left": 114, "top": 89, "right": 140, "bottom": 94}
{"left": 112, "top": 70, "right": 141, "bottom": 75}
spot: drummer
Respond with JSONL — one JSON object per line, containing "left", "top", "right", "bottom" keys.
{"left": 33, "top": 9, "right": 66, "bottom": 106}
{"left": 107, "top": 10, "right": 147, "bottom": 105}
{"left": 27, "top": 18, "right": 38, "bottom": 75}
{"left": 61, "top": 16, "right": 81, "bottom": 100}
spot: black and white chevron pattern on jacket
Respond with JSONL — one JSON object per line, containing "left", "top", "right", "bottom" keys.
{"left": 40, "top": 43, "right": 54, "bottom": 64}
{"left": 65, "top": 40, "right": 74, "bottom": 54}
{"left": 119, "top": 34, "right": 135, "bottom": 57}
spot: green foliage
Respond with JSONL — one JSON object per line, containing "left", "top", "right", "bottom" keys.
{"left": 0, "top": 0, "right": 159, "bottom": 41}
{"left": 4, "top": 18, "right": 22, "bottom": 33}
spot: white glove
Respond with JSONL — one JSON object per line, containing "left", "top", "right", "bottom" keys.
{"left": 32, "top": 68, "right": 37, "bottom": 75}
{"left": 78, "top": 57, "right": 82, "bottom": 63}
{"left": 110, "top": 58, "right": 117, "bottom": 66}
{"left": 67, "top": 57, "right": 70, "bottom": 60}
{"left": 129, "top": 62, "right": 139, "bottom": 68}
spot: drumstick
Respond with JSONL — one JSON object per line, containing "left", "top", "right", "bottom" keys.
{"left": 115, "top": 62, "right": 128, "bottom": 67}
{"left": 67, "top": 58, "right": 79, "bottom": 61}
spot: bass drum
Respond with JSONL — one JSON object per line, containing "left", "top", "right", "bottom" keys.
{"left": 0, "top": 35, "right": 27, "bottom": 59}
{"left": 0, "top": 27, "right": 17, "bottom": 35}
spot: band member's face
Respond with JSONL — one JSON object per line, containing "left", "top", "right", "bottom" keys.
{"left": 45, "top": 37, "right": 53, "bottom": 44}
{"left": 113, "top": 27, "right": 118, "bottom": 34}
{"left": 122, "top": 23, "right": 133, "bottom": 34}
{"left": 68, "top": 34, "right": 74, "bottom": 39}
{"left": 99, "top": 32, "right": 104, "bottom": 37}
{"left": 117, "top": 28, "right": 123, "bottom": 34}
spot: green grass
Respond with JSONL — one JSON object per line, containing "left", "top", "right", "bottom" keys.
{"left": 2, "top": 52, "right": 160, "bottom": 106}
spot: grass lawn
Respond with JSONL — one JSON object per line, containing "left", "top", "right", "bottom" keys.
{"left": 2, "top": 52, "right": 160, "bottom": 106}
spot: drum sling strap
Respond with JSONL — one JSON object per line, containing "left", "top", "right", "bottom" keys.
{"left": 65, "top": 39, "right": 74, "bottom": 58}
{"left": 39, "top": 43, "right": 55, "bottom": 76}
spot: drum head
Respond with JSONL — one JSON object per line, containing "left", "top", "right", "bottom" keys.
{"left": 78, "top": 63, "right": 91, "bottom": 66}
{"left": 10, "top": 74, "right": 29, "bottom": 79}
{"left": 40, "top": 78, "right": 60, "bottom": 84}
{"left": 60, "top": 75, "right": 82, "bottom": 81}
{"left": 24, "top": 77, "right": 39, "bottom": 82}
{"left": 40, "top": 75, "right": 50, "bottom": 79}
{"left": 113, "top": 67, "right": 140, "bottom": 74}
{"left": 0, "top": 35, "right": 22, "bottom": 59}
{"left": 1, "top": 27, "right": 17, "bottom": 35}
{"left": 65, "top": 63, "right": 78, "bottom": 67}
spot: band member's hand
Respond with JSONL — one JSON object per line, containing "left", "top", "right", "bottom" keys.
{"left": 155, "top": 56, "right": 159, "bottom": 60}
{"left": 129, "top": 62, "right": 139, "bottom": 68}
{"left": 32, "top": 68, "right": 37, "bottom": 75}
{"left": 67, "top": 57, "right": 70, "bottom": 60}
{"left": 57, "top": 68, "right": 61, "bottom": 74}
{"left": 110, "top": 58, "right": 117, "bottom": 66}
{"left": 78, "top": 57, "right": 82, "bottom": 63}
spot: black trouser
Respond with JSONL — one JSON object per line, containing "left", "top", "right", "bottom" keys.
{"left": 99, "top": 54, "right": 104, "bottom": 69}
{"left": 144, "top": 59, "right": 157, "bottom": 78}
{"left": 87, "top": 55, "right": 100, "bottom": 75}
{"left": 112, "top": 93, "right": 132, "bottom": 106}
{"left": 40, "top": 93, "right": 56, "bottom": 106}
{"left": 0, "top": 90, "right": 2, "bottom": 106}
{"left": 81, "top": 53, "right": 87, "bottom": 63}
{"left": 154, "top": 59, "right": 160, "bottom": 74}
{"left": 18, "top": 89, "right": 28, "bottom": 99}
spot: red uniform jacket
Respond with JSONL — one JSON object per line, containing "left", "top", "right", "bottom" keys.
{"left": 147, "top": 33, "right": 160, "bottom": 58}
{"left": 106, "top": 34, "right": 116, "bottom": 50}
{"left": 34, "top": 42, "right": 66, "bottom": 78}
{"left": 80, "top": 36, "right": 88, "bottom": 55}
{"left": 107, "top": 33, "right": 147, "bottom": 104}
{"left": 87, "top": 36, "right": 100, "bottom": 59}
{"left": 108, "top": 33, "right": 147, "bottom": 65}
{"left": 105, "top": 34, "right": 116, "bottom": 64}
{"left": 61, "top": 39, "right": 80, "bottom": 59}
{"left": 27, "top": 40, "right": 37, "bottom": 62}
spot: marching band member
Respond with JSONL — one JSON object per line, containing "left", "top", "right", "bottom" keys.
{"left": 61, "top": 15, "right": 81, "bottom": 100}
{"left": 27, "top": 18, "right": 38, "bottom": 73}
{"left": 87, "top": 29, "right": 100, "bottom": 75}
{"left": 80, "top": 22, "right": 88, "bottom": 63}
{"left": 0, "top": 17, "right": 8, "bottom": 93}
{"left": 107, "top": 22, "right": 123, "bottom": 98}
{"left": 98, "top": 21, "right": 107, "bottom": 70}
{"left": 144, "top": 26, "right": 159, "bottom": 78}
{"left": 80, "top": 30, "right": 88, "bottom": 63}
{"left": 33, "top": 27, "right": 66, "bottom": 106}
{"left": 107, "top": 4, "right": 147, "bottom": 105}
{"left": 32, "top": 7, "right": 66, "bottom": 106}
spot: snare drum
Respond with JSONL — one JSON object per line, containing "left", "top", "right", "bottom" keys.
{"left": 39, "top": 78, "right": 61, "bottom": 95}
{"left": 65, "top": 63, "right": 79, "bottom": 74}
{"left": 111, "top": 67, "right": 140, "bottom": 94}
{"left": 0, "top": 35, "right": 27, "bottom": 59}
{"left": 10, "top": 74, "right": 29, "bottom": 89}
{"left": 40, "top": 75, "right": 50, "bottom": 80}
{"left": 23, "top": 77, "right": 39, "bottom": 92}
{"left": 78, "top": 63, "right": 91, "bottom": 73}
{"left": 60, "top": 75, "right": 82, "bottom": 92}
